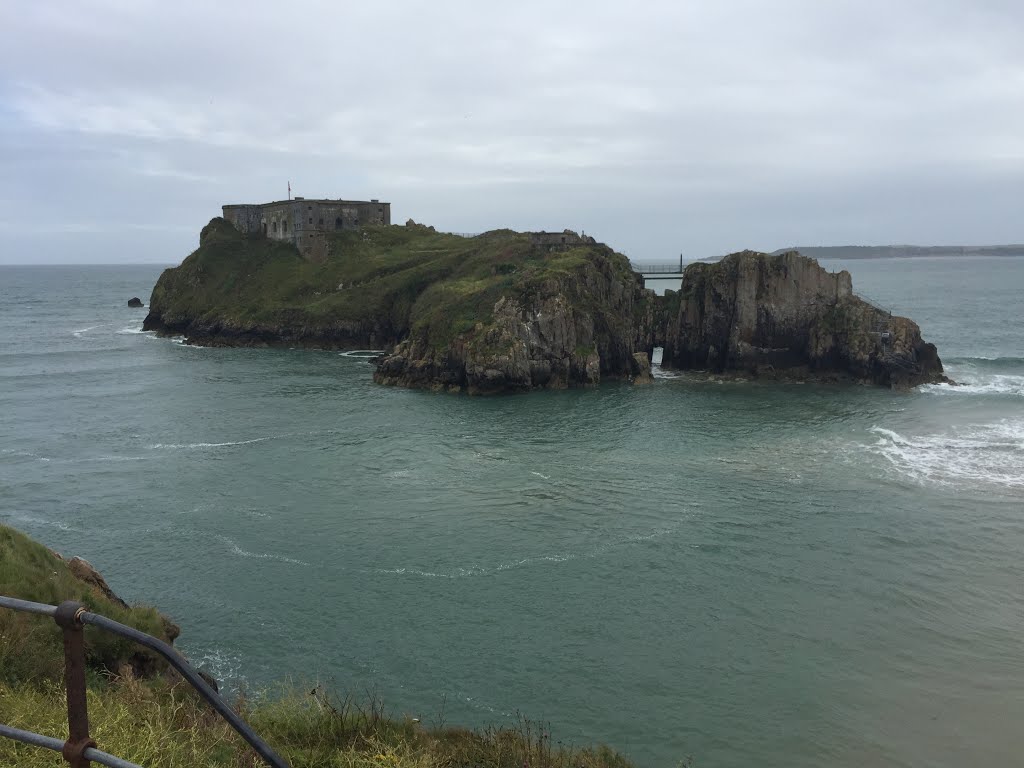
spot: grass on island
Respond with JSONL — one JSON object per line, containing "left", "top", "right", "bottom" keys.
{"left": 149, "top": 220, "right": 643, "bottom": 349}
{"left": 0, "top": 523, "right": 635, "bottom": 767}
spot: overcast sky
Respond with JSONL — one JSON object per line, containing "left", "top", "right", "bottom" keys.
{"left": 1, "top": 0, "right": 1021, "bottom": 264}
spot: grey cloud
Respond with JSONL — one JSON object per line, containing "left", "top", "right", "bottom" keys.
{"left": 0, "top": 0, "right": 1021, "bottom": 264}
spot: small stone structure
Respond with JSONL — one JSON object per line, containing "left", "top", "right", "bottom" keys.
{"left": 529, "top": 230, "right": 596, "bottom": 250}
{"left": 222, "top": 197, "right": 391, "bottom": 260}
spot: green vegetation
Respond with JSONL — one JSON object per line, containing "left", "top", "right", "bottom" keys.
{"left": 0, "top": 524, "right": 635, "bottom": 767}
{"left": 147, "top": 220, "right": 640, "bottom": 351}
{"left": 0, "top": 681, "right": 633, "bottom": 768}
{"left": 0, "top": 525, "right": 172, "bottom": 685}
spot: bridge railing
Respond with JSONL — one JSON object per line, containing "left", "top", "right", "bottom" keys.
{"left": 0, "top": 594, "right": 289, "bottom": 768}
{"left": 630, "top": 262, "right": 685, "bottom": 274}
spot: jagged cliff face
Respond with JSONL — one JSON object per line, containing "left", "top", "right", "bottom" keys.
{"left": 375, "top": 247, "right": 656, "bottom": 394}
{"left": 143, "top": 221, "right": 946, "bottom": 393}
{"left": 661, "top": 250, "right": 946, "bottom": 388}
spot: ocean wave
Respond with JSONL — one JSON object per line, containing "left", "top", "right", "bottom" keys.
{"left": 922, "top": 374, "right": 1024, "bottom": 397}
{"left": 186, "top": 646, "right": 245, "bottom": 690}
{"left": 219, "top": 535, "right": 310, "bottom": 566}
{"left": 71, "top": 325, "right": 101, "bottom": 337}
{"left": 117, "top": 326, "right": 150, "bottom": 335}
{"left": 149, "top": 437, "right": 273, "bottom": 450}
{"left": 10, "top": 513, "right": 73, "bottom": 531}
{"left": 866, "top": 421, "right": 1024, "bottom": 490}
{"left": 651, "top": 366, "right": 682, "bottom": 380}
{"left": 339, "top": 350, "right": 383, "bottom": 358}
{"left": 945, "top": 355, "right": 1024, "bottom": 369}
{"left": 373, "top": 525, "right": 680, "bottom": 579}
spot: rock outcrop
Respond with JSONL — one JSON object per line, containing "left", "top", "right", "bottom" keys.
{"left": 374, "top": 246, "right": 655, "bottom": 393}
{"left": 661, "top": 250, "right": 947, "bottom": 388}
{"left": 128, "top": 297, "right": 144, "bottom": 308}
{"left": 60, "top": 554, "right": 181, "bottom": 643}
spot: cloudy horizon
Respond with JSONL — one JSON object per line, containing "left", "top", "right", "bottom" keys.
{"left": 1, "top": 0, "right": 1021, "bottom": 265}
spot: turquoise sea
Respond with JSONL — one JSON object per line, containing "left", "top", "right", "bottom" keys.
{"left": 1, "top": 257, "right": 1022, "bottom": 767}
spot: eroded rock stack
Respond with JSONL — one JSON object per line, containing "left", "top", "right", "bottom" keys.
{"left": 661, "top": 250, "right": 947, "bottom": 388}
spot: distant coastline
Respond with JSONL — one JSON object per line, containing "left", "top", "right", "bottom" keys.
{"left": 769, "top": 245, "right": 1024, "bottom": 260}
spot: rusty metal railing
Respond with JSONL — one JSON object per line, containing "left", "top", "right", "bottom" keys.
{"left": 0, "top": 595, "right": 289, "bottom": 768}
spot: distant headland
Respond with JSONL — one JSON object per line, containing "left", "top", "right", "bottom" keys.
{"left": 769, "top": 244, "right": 1024, "bottom": 259}
{"left": 142, "top": 197, "right": 950, "bottom": 393}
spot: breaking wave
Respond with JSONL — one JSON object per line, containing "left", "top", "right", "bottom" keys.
{"left": 867, "top": 421, "right": 1024, "bottom": 490}
{"left": 149, "top": 437, "right": 273, "bottom": 450}
{"left": 219, "top": 535, "right": 310, "bottom": 566}
{"left": 932, "top": 356, "right": 1024, "bottom": 397}
{"left": 339, "top": 350, "right": 383, "bottom": 358}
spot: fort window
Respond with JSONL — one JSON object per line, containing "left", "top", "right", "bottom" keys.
{"left": 318, "top": 218, "right": 323, "bottom": 226}
{"left": 335, "top": 217, "right": 343, "bottom": 230}
{"left": 272, "top": 221, "right": 278, "bottom": 233}
{"left": 308, "top": 218, "right": 313, "bottom": 224}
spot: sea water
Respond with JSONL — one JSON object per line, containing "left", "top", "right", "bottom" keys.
{"left": 1, "top": 258, "right": 1022, "bottom": 767}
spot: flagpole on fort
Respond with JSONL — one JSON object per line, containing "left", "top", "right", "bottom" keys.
{"left": 287, "top": 181, "right": 291, "bottom": 201}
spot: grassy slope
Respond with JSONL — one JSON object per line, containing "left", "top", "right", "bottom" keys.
{"left": 0, "top": 524, "right": 636, "bottom": 767}
{"left": 148, "top": 220, "right": 639, "bottom": 350}
{"left": 0, "top": 525, "right": 172, "bottom": 684}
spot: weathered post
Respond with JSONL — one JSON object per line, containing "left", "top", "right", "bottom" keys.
{"left": 54, "top": 601, "right": 96, "bottom": 767}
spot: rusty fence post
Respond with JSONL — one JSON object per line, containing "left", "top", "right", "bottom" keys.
{"left": 54, "top": 601, "right": 96, "bottom": 767}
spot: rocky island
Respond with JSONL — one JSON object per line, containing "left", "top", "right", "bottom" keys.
{"left": 144, "top": 217, "right": 948, "bottom": 392}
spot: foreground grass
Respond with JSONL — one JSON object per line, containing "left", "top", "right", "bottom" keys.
{"left": 0, "top": 679, "right": 634, "bottom": 768}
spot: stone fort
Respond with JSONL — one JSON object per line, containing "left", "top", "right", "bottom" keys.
{"left": 222, "top": 197, "right": 391, "bottom": 260}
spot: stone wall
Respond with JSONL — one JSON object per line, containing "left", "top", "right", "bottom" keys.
{"left": 222, "top": 198, "right": 391, "bottom": 260}
{"left": 529, "top": 230, "right": 597, "bottom": 249}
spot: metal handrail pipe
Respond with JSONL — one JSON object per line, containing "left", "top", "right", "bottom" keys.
{"left": 80, "top": 612, "right": 289, "bottom": 768}
{"left": 0, "top": 595, "right": 57, "bottom": 618}
{"left": 0, "top": 724, "right": 142, "bottom": 768}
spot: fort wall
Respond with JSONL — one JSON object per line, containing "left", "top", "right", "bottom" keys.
{"left": 222, "top": 198, "right": 391, "bottom": 260}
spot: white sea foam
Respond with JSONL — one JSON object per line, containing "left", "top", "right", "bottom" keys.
{"left": 219, "top": 535, "right": 309, "bottom": 566}
{"left": 188, "top": 647, "right": 245, "bottom": 690}
{"left": 922, "top": 374, "right": 1024, "bottom": 398}
{"left": 530, "top": 471, "right": 551, "bottom": 480}
{"left": 867, "top": 421, "right": 1024, "bottom": 490}
{"left": 12, "top": 513, "right": 72, "bottom": 531}
{"left": 339, "top": 349, "right": 383, "bottom": 358}
{"left": 117, "top": 326, "right": 149, "bottom": 335}
{"left": 149, "top": 437, "right": 272, "bottom": 450}
{"left": 71, "top": 325, "right": 100, "bottom": 337}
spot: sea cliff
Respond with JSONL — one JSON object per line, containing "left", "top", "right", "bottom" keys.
{"left": 145, "top": 220, "right": 946, "bottom": 392}
{"left": 662, "top": 251, "right": 946, "bottom": 388}
{"left": 145, "top": 219, "right": 657, "bottom": 392}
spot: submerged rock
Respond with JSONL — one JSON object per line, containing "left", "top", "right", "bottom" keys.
{"left": 661, "top": 250, "right": 947, "bottom": 389}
